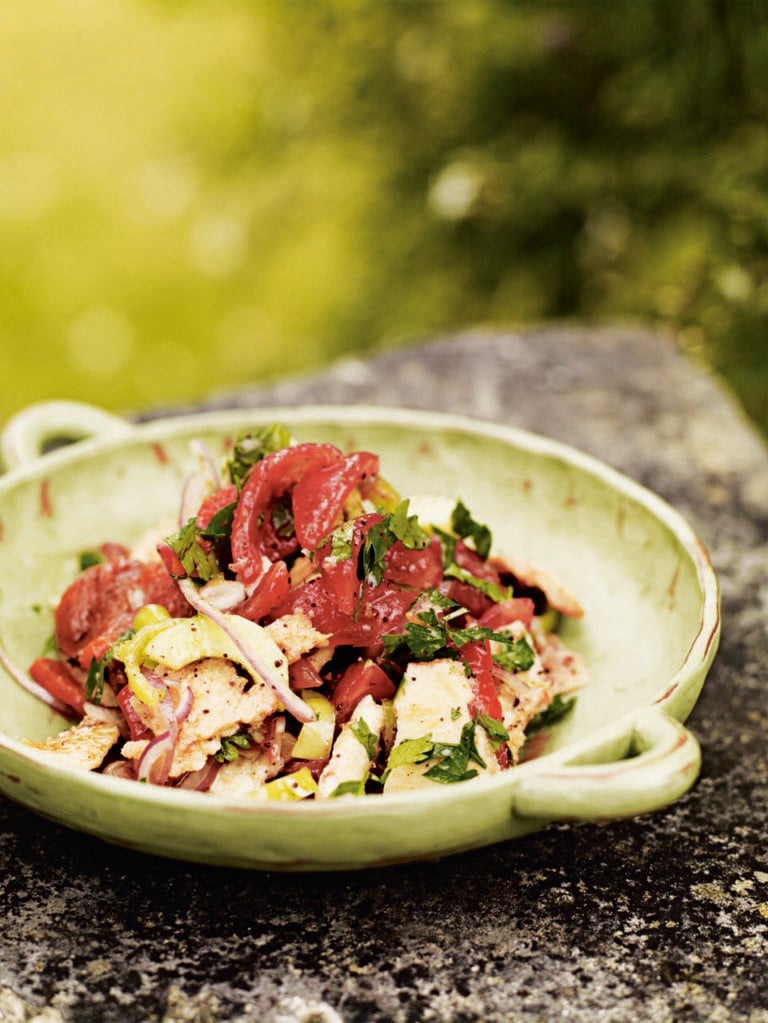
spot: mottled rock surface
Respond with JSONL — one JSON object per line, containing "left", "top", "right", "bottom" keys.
{"left": 2, "top": 326, "right": 767, "bottom": 1022}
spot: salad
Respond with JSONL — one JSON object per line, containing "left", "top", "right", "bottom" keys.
{"left": 22, "top": 425, "right": 588, "bottom": 800}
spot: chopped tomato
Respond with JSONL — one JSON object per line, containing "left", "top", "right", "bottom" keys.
{"left": 289, "top": 657, "right": 325, "bottom": 690}
{"left": 454, "top": 539, "right": 502, "bottom": 584}
{"left": 443, "top": 579, "right": 493, "bottom": 620}
{"left": 235, "top": 561, "right": 291, "bottom": 623}
{"left": 274, "top": 510, "right": 432, "bottom": 648}
{"left": 352, "top": 585, "right": 416, "bottom": 646}
{"left": 313, "top": 514, "right": 377, "bottom": 617}
{"left": 384, "top": 536, "right": 444, "bottom": 590}
{"left": 196, "top": 484, "right": 238, "bottom": 531}
{"left": 99, "top": 542, "right": 131, "bottom": 562}
{"left": 28, "top": 658, "right": 86, "bottom": 715}
{"left": 478, "top": 597, "right": 535, "bottom": 631}
{"left": 332, "top": 659, "right": 395, "bottom": 722}
{"left": 313, "top": 515, "right": 442, "bottom": 614}
{"left": 273, "top": 575, "right": 413, "bottom": 649}
{"left": 156, "top": 541, "right": 186, "bottom": 579}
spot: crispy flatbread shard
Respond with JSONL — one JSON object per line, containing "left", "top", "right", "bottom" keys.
{"left": 265, "top": 611, "right": 330, "bottom": 663}
{"left": 318, "top": 695, "right": 387, "bottom": 799}
{"left": 384, "top": 660, "right": 501, "bottom": 794}
{"left": 210, "top": 746, "right": 282, "bottom": 797}
{"left": 25, "top": 716, "right": 119, "bottom": 770}
{"left": 122, "top": 657, "right": 281, "bottom": 778}
{"left": 494, "top": 553, "right": 584, "bottom": 618}
{"left": 537, "top": 632, "right": 589, "bottom": 694}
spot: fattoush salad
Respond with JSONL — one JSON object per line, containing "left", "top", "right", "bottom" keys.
{"left": 21, "top": 425, "right": 588, "bottom": 800}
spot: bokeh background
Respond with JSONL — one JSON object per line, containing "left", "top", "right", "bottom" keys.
{"left": 1, "top": 0, "right": 766, "bottom": 433}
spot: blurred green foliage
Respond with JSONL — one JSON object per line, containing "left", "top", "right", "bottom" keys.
{"left": 1, "top": 0, "right": 766, "bottom": 432}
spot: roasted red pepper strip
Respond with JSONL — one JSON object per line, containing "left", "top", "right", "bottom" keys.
{"left": 292, "top": 450, "right": 379, "bottom": 549}
{"left": 54, "top": 559, "right": 193, "bottom": 669}
{"left": 28, "top": 658, "right": 86, "bottom": 715}
{"left": 230, "top": 443, "right": 342, "bottom": 585}
{"left": 461, "top": 639, "right": 509, "bottom": 768}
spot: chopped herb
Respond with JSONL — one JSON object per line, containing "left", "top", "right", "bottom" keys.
{"left": 383, "top": 735, "right": 435, "bottom": 778}
{"left": 424, "top": 721, "right": 486, "bottom": 784}
{"left": 270, "top": 498, "right": 295, "bottom": 540}
{"left": 528, "top": 694, "right": 576, "bottom": 730}
{"left": 449, "top": 620, "right": 512, "bottom": 646}
{"left": 227, "top": 424, "right": 293, "bottom": 490}
{"left": 359, "top": 500, "right": 431, "bottom": 587}
{"left": 85, "top": 657, "right": 105, "bottom": 704}
{"left": 331, "top": 776, "right": 368, "bottom": 798}
{"left": 451, "top": 501, "right": 492, "bottom": 560}
{"left": 476, "top": 711, "right": 510, "bottom": 750}
{"left": 215, "top": 732, "right": 253, "bottom": 763}
{"left": 79, "top": 549, "right": 104, "bottom": 571}
{"left": 444, "top": 563, "right": 512, "bottom": 604}
{"left": 389, "top": 499, "right": 433, "bottom": 550}
{"left": 349, "top": 718, "right": 378, "bottom": 761}
{"left": 383, "top": 594, "right": 536, "bottom": 665}
{"left": 382, "top": 607, "right": 452, "bottom": 661}
{"left": 450, "top": 706, "right": 461, "bottom": 721}
{"left": 85, "top": 628, "right": 135, "bottom": 704}
{"left": 42, "top": 633, "right": 60, "bottom": 657}
{"left": 359, "top": 519, "right": 394, "bottom": 586}
{"left": 426, "top": 588, "right": 460, "bottom": 611}
{"left": 200, "top": 501, "right": 237, "bottom": 541}
{"left": 492, "top": 636, "right": 536, "bottom": 673}
{"left": 433, "top": 526, "right": 457, "bottom": 568}
{"left": 164, "top": 517, "right": 219, "bottom": 581}
{"left": 382, "top": 721, "right": 487, "bottom": 786}
{"left": 328, "top": 519, "right": 355, "bottom": 561}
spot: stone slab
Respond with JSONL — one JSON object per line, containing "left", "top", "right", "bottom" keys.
{"left": 2, "top": 326, "right": 767, "bottom": 1023}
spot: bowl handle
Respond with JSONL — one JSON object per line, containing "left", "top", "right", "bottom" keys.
{"left": 513, "top": 707, "right": 701, "bottom": 821}
{"left": 1, "top": 400, "right": 133, "bottom": 472}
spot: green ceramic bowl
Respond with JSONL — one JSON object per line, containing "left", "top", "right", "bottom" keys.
{"left": 0, "top": 401, "right": 720, "bottom": 870}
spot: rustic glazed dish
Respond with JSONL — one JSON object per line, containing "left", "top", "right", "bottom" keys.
{"left": 0, "top": 401, "right": 720, "bottom": 870}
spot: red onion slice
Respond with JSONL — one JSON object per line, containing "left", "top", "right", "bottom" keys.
{"left": 137, "top": 729, "right": 175, "bottom": 786}
{"left": 189, "top": 439, "right": 221, "bottom": 488}
{"left": 141, "top": 668, "right": 177, "bottom": 734}
{"left": 178, "top": 578, "right": 314, "bottom": 723}
{"left": 174, "top": 684, "right": 194, "bottom": 725}
{"left": 84, "top": 701, "right": 130, "bottom": 738}
{"left": 175, "top": 758, "right": 220, "bottom": 791}
{"left": 102, "top": 760, "right": 137, "bottom": 780}
{"left": 196, "top": 578, "right": 247, "bottom": 611}
{"left": 177, "top": 440, "right": 222, "bottom": 527}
